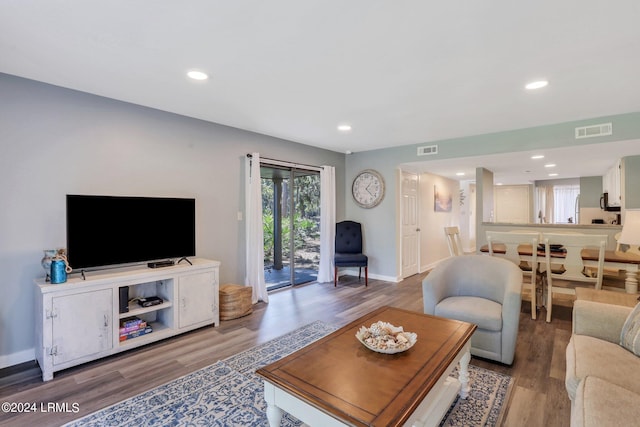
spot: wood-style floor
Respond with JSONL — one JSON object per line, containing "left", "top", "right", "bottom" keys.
{"left": 0, "top": 273, "right": 573, "bottom": 427}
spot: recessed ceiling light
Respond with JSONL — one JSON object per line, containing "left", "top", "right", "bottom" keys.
{"left": 545, "top": 163, "right": 556, "bottom": 168}
{"left": 456, "top": 172, "right": 465, "bottom": 176}
{"left": 187, "top": 70, "right": 208, "bottom": 80}
{"left": 496, "top": 182, "right": 503, "bottom": 186}
{"left": 525, "top": 80, "right": 548, "bottom": 90}
{"left": 337, "top": 124, "right": 352, "bottom": 132}
{"left": 531, "top": 155, "right": 544, "bottom": 159}
{"left": 548, "top": 173, "right": 558, "bottom": 177}
{"left": 345, "top": 150, "right": 353, "bottom": 155}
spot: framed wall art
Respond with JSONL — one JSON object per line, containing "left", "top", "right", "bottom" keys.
{"left": 434, "top": 185, "right": 452, "bottom": 212}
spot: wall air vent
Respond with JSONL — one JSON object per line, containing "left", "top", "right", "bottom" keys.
{"left": 417, "top": 145, "right": 438, "bottom": 156}
{"left": 575, "top": 123, "right": 612, "bottom": 139}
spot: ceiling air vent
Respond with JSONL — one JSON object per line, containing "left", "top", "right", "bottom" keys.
{"left": 575, "top": 123, "right": 612, "bottom": 139}
{"left": 417, "top": 145, "right": 438, "bottom": 156}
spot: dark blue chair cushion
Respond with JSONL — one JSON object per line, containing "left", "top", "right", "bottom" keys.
{"left": 334, "top": 253, "right": 368, "bottom": 267}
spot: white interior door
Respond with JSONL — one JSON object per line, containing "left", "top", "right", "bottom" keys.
{"left": 401, "top": 171, "right": 419, "bottom": 278}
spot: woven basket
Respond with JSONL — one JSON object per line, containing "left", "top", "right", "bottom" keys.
{"left": 219, "top": 284, "right": 253, "bottom": 320}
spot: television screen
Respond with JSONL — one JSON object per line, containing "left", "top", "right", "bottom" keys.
{"left": 66, "top": 195, "right": 196, "bottom": 270}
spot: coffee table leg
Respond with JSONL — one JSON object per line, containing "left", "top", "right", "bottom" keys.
{"left": 458, "top": 348, "right": 471, "bottom": 399}
{"left": 264, "top": 382, "right": 284, "bottom": 427}
{"left": 266, "top": 404, "right": 284, "bottom": 427}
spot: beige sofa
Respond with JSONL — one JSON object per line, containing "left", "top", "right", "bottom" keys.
{"left": 566, "top": 300, "right": 640, "bottom": 426}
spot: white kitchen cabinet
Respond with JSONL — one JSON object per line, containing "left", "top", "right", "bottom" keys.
{"left": 35, "top": 258, "right": 220, "bottom": 381}
{"left": 603, "top": 159, "right": 621, "bottom": 207}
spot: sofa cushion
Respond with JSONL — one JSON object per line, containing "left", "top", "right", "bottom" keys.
{"left": 572, "top": 376, "right": 640, "bottom": 427}
{"left": 435, "top": 296, "right": 502, "bottom": 332}
{"left": 566, "top": 334, "right": 640, "bottom": 401}
{"left": 620, "top": 302, "right": 640, "bottom": 355}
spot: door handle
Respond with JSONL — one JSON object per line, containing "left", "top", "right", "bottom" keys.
{"left": 416, "top": 228, "right": 421, "bottom": 232}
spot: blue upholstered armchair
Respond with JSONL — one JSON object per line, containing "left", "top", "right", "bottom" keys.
{"left": 334, "top": 221, "right": 368, "bottom": 286}
{"left": 422, "top": 255, "right": 522, "bottom": 365}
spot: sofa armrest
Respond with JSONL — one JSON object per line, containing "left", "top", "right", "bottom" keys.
{"left": 572, "top": 300, "right": 632, "bottom": 344}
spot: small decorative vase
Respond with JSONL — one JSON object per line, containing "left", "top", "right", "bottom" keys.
{"left": 41, "top": 249, "right": 57, "bottom": 282}
{"left": 50, "top": 252, "right": 73, "bottom": 284}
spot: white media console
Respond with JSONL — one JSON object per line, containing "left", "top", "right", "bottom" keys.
{"left": 35, "top": 258, "right": 220, "bottom": 381}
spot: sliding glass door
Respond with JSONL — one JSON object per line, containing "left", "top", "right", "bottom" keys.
{"left": 261, "top": 165, "right": 320, "bottom": 290}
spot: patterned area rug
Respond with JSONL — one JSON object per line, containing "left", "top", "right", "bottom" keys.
{"left": 65, "top": 320, "right": 513, "bottom": 427}
{"left": 441, "top": 365, "right": 513, "bottom": 426}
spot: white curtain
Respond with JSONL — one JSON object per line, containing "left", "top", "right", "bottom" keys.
{"left": 535, "top": 184, "right": 554, "bottom": 224}
{"left": 316, "top": 165, "right": 335, "bottom": 283}
{"left": 553, "top": 184, "right": 580, "bottom": 223}
{"left": 245, "top": 153, "right": 268, "bottom": 303}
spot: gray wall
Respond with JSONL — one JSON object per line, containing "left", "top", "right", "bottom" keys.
{"left": 579, "top": 176, "right": 603, "bottom": 208}
{"left": 478, "top": 168, "right": 495, "bottom": 222}
{"left": 0, "top": 73, "right": 345, "bottom": 365}
{"left": 344, "top": 151, "right": 400, "bottom": 280}
{"left": 624, "top": 155, "right": 640, "bottom": 208}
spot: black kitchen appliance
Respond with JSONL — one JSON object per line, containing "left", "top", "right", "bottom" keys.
{"left": 600, "top": 192, "right": 621, "bottom": 212}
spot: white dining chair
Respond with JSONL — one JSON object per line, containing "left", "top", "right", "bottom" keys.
{"left": 444, "top": 226, "right": 464, "bottom": 256}
{"left": 542, "top": 232, "right": 606, "bottom": 323}
{"left": 486, "top": 231, "right": 541, "bottom": 320}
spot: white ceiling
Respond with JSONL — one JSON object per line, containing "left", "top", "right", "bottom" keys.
{"left": 2, "top": 1, "right": 640, "bottom": 179}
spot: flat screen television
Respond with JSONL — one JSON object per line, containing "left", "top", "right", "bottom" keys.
{"left": 66, "top": 195, "right": 196, "bottom": 270}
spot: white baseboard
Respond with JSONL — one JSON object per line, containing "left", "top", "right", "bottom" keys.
{"left": 370, "top": 273, "right": 401, "bottom": 283}
{"left": 0, "top": 348, "right": 35, "bottom": 369}
{"left": 338, "top": 269, "right": 400, "bottom": 283}
{"left": 420, "top": 258, "right": 448, "bottom": 273}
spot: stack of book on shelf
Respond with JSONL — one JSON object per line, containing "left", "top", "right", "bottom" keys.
{"left": 119, "top": 316, "right": 153, "bottom": 342}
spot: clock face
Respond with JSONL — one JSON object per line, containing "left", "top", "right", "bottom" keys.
{"left": 352, "top": 169, "right": 385, "bottom": 208}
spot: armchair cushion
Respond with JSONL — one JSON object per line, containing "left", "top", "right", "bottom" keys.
{"left": 434, "top": 296, "right": 502, "bottom": 332}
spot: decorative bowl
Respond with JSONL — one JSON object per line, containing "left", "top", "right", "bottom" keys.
{"left": 355, "top": 321, "right": 417, "bottom": 354}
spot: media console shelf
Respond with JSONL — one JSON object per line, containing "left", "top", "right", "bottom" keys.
{"left": 35, "top": 258, "right": 220, "bottom": 381}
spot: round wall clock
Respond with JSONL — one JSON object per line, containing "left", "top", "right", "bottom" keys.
{"left": 352, "top": 169, "right": 385, "bottom": 208}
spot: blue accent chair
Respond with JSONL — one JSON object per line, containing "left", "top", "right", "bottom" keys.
{"left": 334, "top": 221, "right": 368, "bottom": 286}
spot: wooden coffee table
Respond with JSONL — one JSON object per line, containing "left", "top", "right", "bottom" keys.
{"left": 256, "top": 306, "right": 477, "bottom": 427}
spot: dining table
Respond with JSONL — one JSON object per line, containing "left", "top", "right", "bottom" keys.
{"left": 480, "top": 243, "right": 640, "bottom": 294}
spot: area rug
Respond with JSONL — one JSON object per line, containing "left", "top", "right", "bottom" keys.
{"left": 65, "top": 320, "right": 513, "bottom": 427}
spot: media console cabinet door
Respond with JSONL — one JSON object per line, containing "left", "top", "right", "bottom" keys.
{"left": 51, "top": 289, "right": 113, "bottom": 365}
{"left": 178, "top": 271, "right": 216, "bottom": 329}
